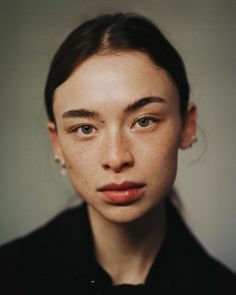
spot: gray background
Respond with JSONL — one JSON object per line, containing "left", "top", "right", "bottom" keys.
{"left": 0, "top": 0, "right": 236, "bottom": 272}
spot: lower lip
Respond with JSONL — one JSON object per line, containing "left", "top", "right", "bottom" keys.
{"left": 101, "top": 187, "right": 145, "bottom": 205}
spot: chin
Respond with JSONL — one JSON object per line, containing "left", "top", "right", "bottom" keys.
{"left": 99, "top": 203, "right": 154, "bottom": 224}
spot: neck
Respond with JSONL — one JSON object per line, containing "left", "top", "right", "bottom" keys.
{"left": 87, "top": 200, "right": 167, "bottom": 285}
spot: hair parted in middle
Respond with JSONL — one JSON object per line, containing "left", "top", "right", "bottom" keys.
{"left": 45, "top": 12, "right": 189, "bottom": 123}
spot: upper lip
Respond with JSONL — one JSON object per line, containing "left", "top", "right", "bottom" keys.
{"left": 97, "top": 181, "right": 145, "bottom": 192}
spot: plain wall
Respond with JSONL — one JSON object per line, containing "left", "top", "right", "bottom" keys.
{"left": 0, "top": 0, "right": 236, "bottom": 272}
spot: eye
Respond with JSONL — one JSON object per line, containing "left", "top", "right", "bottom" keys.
{"left": 134, "top": 116, "right": 158, "bottom": 128}
{"left": 74, "top": 124, "right": 95, "bottom": 135}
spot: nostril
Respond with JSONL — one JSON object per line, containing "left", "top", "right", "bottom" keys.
{"left": 102, "top": 160, "right": 133, "bottom": 173}
{"left": 100, "top": 136, "right": 134, "bottom": 172}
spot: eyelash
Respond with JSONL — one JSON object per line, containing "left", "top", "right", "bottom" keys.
{"left": 70, "top": 116, "right": 159, "bottom": 136}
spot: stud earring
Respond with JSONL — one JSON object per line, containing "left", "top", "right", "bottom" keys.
{"left": 54, "top": 154, "right": 67, "bottom": 176}
{"left": 188, "top": 136, "right": 197, "bottom": 148}
{"left": 192, "top": 136, "right": 197, "bottom": 144}
{"left": 54, "top": 154, "right": 61, "bottom": 164}
{"left": 60, "top": 163, "right": 67, "bottom": 176}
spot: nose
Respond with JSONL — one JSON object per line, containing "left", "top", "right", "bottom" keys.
{"left": 100, "top": 132, "right": 134, "bottom": 173}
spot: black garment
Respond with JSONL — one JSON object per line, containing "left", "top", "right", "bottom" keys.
{"left": 0, "top": 201, "right": 235, "bottom": 294}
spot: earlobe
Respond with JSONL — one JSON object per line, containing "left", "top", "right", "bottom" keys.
{"left": 47, "top": 122, "right": 65, "bottom": 164}
{"left": 179, "top": 102, "right": 197, "bottom": 150}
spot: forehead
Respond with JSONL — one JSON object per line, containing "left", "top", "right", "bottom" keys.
{"left": 54, "top": 51, "right": 179, "bottom": 114}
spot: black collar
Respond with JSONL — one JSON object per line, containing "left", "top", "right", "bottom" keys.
{"left": 22, "top": 200, "right": 213, "bottom": 293}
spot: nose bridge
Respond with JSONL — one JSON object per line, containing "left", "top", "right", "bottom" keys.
{"left": 100, "top": 128, "right": 134, "bottom": 172}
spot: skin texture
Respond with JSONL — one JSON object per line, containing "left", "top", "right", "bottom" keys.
{"left": 48, "top": 51, "right": 196, "bottom": 284}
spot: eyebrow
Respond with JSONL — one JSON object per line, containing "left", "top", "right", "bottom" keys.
{"left": 62, "top": 96, "right": 167, "bottom": 119}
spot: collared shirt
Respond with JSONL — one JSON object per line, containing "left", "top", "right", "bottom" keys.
{"left": 0, "top": 200, "right": 235, "bottom": 294}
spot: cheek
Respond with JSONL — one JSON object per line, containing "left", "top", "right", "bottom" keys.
{"left": 60, "top": 139, "right": 97, "bottom": 186}
{"left": 137, "top": 124, "right": 181, "bottom": 178}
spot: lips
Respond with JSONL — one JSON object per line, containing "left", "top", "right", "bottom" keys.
{"left": 97, "top": 181, "right": 145, "bottom": 192}
{"left": 97, "top": 181, "right": 146, "bottom": 205}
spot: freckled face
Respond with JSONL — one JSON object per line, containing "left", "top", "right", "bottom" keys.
{"left": 51, "top": 52, "right": 184, "bottom": 223}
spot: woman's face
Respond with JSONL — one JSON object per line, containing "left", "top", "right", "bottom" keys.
{"left": 49, "top": 51, "right": 196, "bottom": 223}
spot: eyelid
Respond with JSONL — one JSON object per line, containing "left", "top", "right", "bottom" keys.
{"left": 69, "top": 124, "right": 97, "bottom": 136}
{"left": 67, "top": 114, "right": 161, "bottom": 135}
{"left": 132, "top": 115, "right": 161, "bottom": 128}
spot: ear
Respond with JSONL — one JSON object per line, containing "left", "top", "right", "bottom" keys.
{"left": 179, "top": 102, "right": 197, "bottom": 150}
{"left": 47, "top": 122, "right": 65, "bottom": 164}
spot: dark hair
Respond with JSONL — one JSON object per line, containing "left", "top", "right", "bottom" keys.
{"left": 45, "top": 12, "right": 189, "bottom": 122}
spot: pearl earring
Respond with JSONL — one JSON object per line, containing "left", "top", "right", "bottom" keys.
{"left": 60, "top": 163, "right": 67, "bottom": 176}
{"left": 54, "top": 154, "right": 67, "bottom": 176}
{"left": 192, "top": 136, "right": 197, "bottom": 144}
{"left": 54, "top": 154, "right": 61, "bottom": 164}
{"left": 188, "top": 136, "right": 197, "bottom": 148}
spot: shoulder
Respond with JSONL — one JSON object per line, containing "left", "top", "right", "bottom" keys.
{"left": 0, "top": 203, "right": 87, "bottom": 293}
{"left": 0, "top": 203, "right": 85, "bottom": 251}
{"left": 0, "top": 202, "right": 86, "bottom": 253}
{"left": 0, "top": 237, "right": 24, "bottom": 289}
{"left": 165, "top": 200, "right": 236, "bottom": 293}
{"left": 208, "top": 256, "right": 236, "bottom": 293}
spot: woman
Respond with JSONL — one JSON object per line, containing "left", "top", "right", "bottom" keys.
{"left": 0, "top": 12, "right": 235, "bottom": 294}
